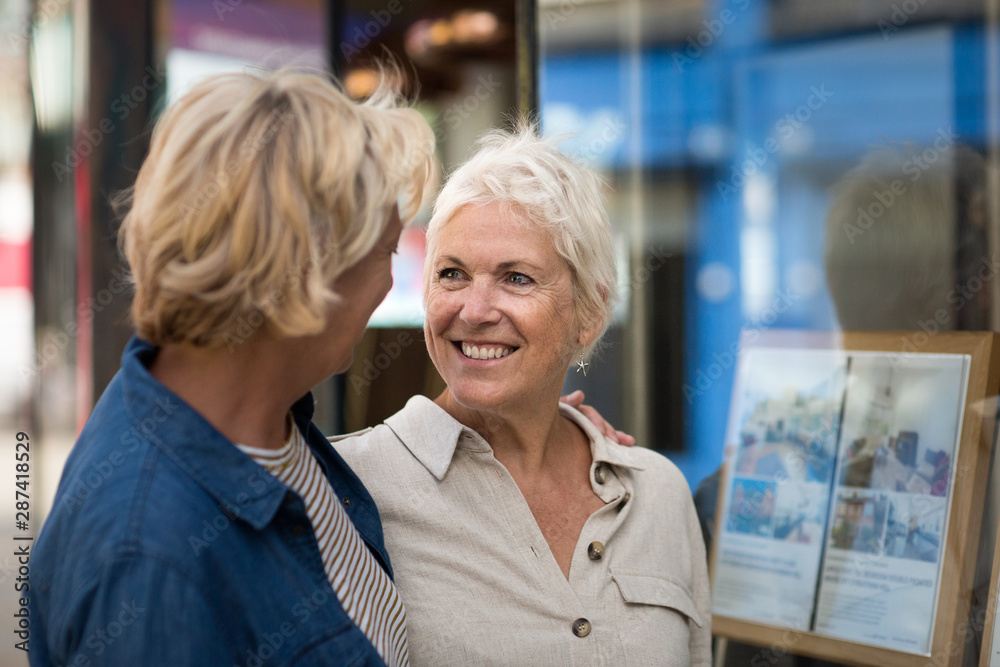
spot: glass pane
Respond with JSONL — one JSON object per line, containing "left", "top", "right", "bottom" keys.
{"left": 539, "top": 1, "right": 997, "bottom": 663}
{"left": 539, "top": 0, "right": 994, "bottom": 485}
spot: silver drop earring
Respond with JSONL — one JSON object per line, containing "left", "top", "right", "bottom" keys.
{"left": 575, "top": 353, "right": 589, "bottom": 377}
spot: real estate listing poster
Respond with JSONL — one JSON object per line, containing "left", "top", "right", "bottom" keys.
{"left": 712, "top": 347, "right": 848, "bottom": 629}
{"left": 713, "top": 345, "right": 970, "bottom": 656}
{"left": 813, "top": 353, "right": 968, "bottom": 653}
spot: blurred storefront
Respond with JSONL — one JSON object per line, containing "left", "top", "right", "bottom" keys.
{"left": 10, "top": 0, "right": 1000, "bottom": 665}
{"left": 0, "top": 1, "right": 36, "bottom": 665}
{"left": 22, "top": 0, "right": 1000, "bottom": 500}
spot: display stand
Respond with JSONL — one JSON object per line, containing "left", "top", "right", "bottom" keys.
{"left": 711, "top": 331, "right": 1000, "bottom": 667}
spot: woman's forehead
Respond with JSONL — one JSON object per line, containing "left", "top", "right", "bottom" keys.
{"left": 434, "top": 216, "right": 558, "bottom": 266}
{"left": 438, "top": 202, "right": 547, "bottom": 243}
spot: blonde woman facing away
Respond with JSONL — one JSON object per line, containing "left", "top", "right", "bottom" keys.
{"left": 30, "top": 70, "right": 435, "bottom": 666}
{"left": 334, "top": 126, "right": 712, "bottom": 666}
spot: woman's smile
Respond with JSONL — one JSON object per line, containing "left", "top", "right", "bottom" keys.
{"left": 455, "top": 340, "right": 519, "bottom": 361}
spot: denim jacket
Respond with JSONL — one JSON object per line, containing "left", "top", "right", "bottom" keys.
{"left": 30, "top": 337, "right": 392, "bottom": 666}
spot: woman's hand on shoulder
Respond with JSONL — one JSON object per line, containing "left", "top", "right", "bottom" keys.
{"left": 560, "top": 390, "right": 636, "bottom": 446}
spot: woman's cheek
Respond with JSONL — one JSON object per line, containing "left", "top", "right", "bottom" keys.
{"left": 429, "top": 290, "right": 460, "bottom": 320}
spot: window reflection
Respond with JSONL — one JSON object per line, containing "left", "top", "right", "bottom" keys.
{"left": 539, "top": 0, "right": 995, "bottom": 476}
{"left": 540, "top": 1, "right": 997, "bottom": 663}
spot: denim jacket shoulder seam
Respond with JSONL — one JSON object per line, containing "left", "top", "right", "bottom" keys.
{"left": 119, "top": 445, "right": 161, "bottom": 551}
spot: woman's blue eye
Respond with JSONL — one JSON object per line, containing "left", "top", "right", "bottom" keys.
{"left": 507, "top": 273, "right": 532, "bottom": 285}
{"left": 439, "top": 268, "right": 462, "bottom": 280}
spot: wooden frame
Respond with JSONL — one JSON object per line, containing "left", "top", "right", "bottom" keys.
{"left": 711, "top": 330, "right": 1000, "bottom": 667}
{"left": 978, "top": 364, "right": 1000, "bottom": 667}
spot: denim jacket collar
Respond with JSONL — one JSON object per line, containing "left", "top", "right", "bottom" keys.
{"left": 118, "top": 337, "right": 362, "bottom": 533}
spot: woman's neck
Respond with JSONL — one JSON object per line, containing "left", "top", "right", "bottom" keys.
{"left": 434, "top": 388, "right": 584, "bottom": 482}
{"left": 150, "top": 337, "right": 303, "bottom": 449}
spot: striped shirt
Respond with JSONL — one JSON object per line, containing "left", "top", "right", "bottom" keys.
{"left": 239, "top": 424, "right": 409, "bottom": 667}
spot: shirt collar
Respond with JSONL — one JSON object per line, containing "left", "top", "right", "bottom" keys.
{"left": 384, "top": 396, "right": 469, "bottom": 480}
{"left": 384, "top": 394, "right": 645, "bottom": 480}
{"left": 562, "top": 402, "right": 646, "bottom": 473}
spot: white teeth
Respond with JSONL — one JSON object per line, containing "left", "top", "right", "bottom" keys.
{"left": 461, "top": 343, "right": 513, "bottom": 360}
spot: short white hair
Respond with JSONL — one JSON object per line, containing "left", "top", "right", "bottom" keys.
{"left": 425, "top": 124, "right": 617, "bottom": 359}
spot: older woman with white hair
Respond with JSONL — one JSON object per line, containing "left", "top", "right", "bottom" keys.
{"left": 335, "top": 126, "right": 712, "bottom": 665}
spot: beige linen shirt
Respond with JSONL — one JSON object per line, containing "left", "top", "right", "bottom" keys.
{"left": 332, "top": 395, "right": 711, "bottom": 666}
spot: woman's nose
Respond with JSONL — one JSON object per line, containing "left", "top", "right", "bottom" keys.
{"left": 459, "top": 280, "right": 501, "bottom": 326}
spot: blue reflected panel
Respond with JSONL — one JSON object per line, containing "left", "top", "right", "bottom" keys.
{"left": 771, "top": 172, "right": 838, "bottom": 330}
{"left": 540, "top": 51, "right": 627, "bottom": 168}
{"left": 643, "top": 51, "right": 728, "bottom": 169}
{"left": 675, "top": 175, "right": 744, "bottom": 486}
{"left": 954, "top": 25, "right": 987, "bottom": 142}
{"left": 541, "top": 49, "right": 728, "bottom": 170}
{"left": 733, "top": 26, "right": 954, "bottom": 161}
{"left": 683, "top": 26, "right": 958, "bottom": 489}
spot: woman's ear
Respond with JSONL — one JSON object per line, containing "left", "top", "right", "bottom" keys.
{"left": 577, "top": 316, "right": 604, "bottom": 350}
{"left": 577, "top": 284, "right": 611, "bottom": 348}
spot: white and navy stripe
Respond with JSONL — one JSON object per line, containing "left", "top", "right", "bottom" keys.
{"left": 239, "top": 426, "right": 409, "bottom": 667}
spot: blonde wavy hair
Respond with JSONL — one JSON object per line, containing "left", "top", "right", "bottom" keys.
{"left": 119, "top": 69, "right": 436, "bottom": 347}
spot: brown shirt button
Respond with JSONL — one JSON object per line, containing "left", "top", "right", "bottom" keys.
{"left": 594, "top": 464, "right": 607, "bottom": 484}
{"left": 342, "top": 497, "right": 351, "bottom": 508}
{"left": 587, "top": 541, "right": 605, "bottom": 561}
{"left": 572, "top": 618, "right": 592, "bottom": 637}
{"left": 616, "top": 492, "right": 631, "bottom": 511}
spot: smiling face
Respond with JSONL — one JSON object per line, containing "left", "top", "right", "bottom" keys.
{"left": 425, "top": 201, "right": 593, "bottom": 413}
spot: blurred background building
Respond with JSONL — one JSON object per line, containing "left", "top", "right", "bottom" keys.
{"left": 2, "top": 0, "right": 999, "bottom": 664}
